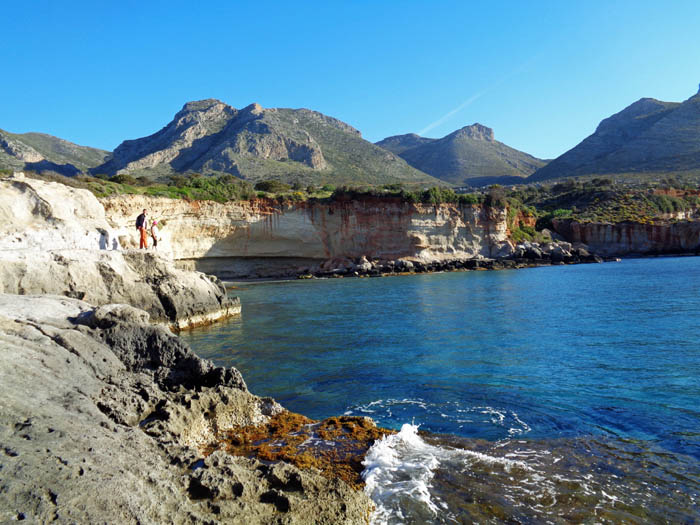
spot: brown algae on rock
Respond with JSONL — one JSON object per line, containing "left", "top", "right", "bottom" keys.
{"left": 206, "top": 412, "right": 394, "bottom": 490}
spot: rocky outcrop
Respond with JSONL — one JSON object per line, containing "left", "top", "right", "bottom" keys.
{"left": 0, "top": 174, "right": 239, "bottom": 329}
{"left": 101, "top": 194, "right": 512, "bottom": 279}
{"left": 0, "top": 175, "right": 120, "bottom": 251}
{"left": 376, "top": 124, "right": 546, "bottom": 186}
{"left": 0, "top": 249, "right": 239, "bottom": 330}
{"left": 0, "top": 132, "right": 44, "bottom": 162}
{"left": 0, "top": 294, "right": 371, "bottom": 523}
{"left": 552, "top": 218, "right": 700, "bottom": 256}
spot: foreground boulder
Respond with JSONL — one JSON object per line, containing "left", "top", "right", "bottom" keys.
{"left": 0, "top": 294, "right": 371, "bottom": 523}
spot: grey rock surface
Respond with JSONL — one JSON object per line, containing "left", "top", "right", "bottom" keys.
{"left": 0, "top": 248, "right": 239, "bottom": 329}
{"left": 0, "top": 294, "right": 372, "bottom": 523}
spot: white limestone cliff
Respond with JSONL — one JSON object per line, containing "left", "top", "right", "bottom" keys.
{"left": 0, "top": 173, "right": 238, "bottom": 328}
{"left": 100, "top": 194, "right": 511, "bottom": 277}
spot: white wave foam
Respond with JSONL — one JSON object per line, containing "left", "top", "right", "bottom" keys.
{"left": 362, "top": 424, "right": 444, "bottom": 524}
{"left": 361, "top": 422, "right": 544, "bottom": 524}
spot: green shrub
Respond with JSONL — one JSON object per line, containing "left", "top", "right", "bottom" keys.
{"left": 552, "top": 208, "right": 573, "bottom": 218}
{"left": 485, "top": 186, "right": 507, "bottom": 208}
{"left": 511, "top": 227, "right": 533, "bottom": 243}
{"left": 111, "top": 174, "right": 138, "bottom": 185}
{"left": 458, "top": 193, "right": 481, "bottom": 205}
{"left": 254, "top": 180, "right": 292, "bottom": 193}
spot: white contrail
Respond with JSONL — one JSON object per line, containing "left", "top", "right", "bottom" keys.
{"left": 418, "top": 90, "right": 487, "bottom": 136}
{"left": 418, "top": 57, "right": 537, "bottom": 137}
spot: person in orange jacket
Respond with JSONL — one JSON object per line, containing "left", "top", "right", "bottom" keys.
{"left": 135, "top": 209, "right": 148, "bottom": 249}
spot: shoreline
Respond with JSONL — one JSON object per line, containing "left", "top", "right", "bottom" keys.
{"left": 219, "top": 251, "right": 700, "bottom": 287}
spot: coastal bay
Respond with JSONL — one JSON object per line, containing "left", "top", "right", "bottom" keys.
{"left": 183, "top": 259, "right": 700, "bottom": 522}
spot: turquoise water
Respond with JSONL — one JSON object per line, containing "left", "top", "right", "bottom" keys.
{"left": 182, "top": 258, "right": 700, "bottom": 522}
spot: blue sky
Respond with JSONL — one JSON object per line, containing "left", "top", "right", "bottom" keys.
{"left": 3, "top": 1, "right": 699, "bottom": 159}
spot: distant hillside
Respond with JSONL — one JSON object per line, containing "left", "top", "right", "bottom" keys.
{"left": 93, "top": 99, "right": 440, "bottom": 187}
{"left": 376, "top": 124, "right": 546, "bottom": 186}
{"left": 530, "top": 91, "right": 700, "bottom": 182}
{"left": 0, "top": 129, "right": 108, "bottom": 176}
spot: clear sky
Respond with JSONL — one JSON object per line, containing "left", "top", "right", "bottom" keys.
{"left": 3, "top": 0, "right": 699, "bottom": 159}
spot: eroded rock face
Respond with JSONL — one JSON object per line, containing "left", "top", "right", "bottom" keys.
{"left": 552, "top": 219, "right": 700, "bottom": 256}
{"left": 0, "top": 174, "right": 119, "bottom": 251}
{"left": 101, "top": 194, "right": 511, "bottom": 278}
{"left": 0, "top": 175, "right": 239, "bottom": 328}
{"left": 0, "top": 294, "right": 371, "bottom": 523}
{"left": 0, "top": 248, "right": 239, "bottom": 329}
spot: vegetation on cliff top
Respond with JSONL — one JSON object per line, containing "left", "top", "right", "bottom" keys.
{"left": 12, "top": 170, "right": 486, "bottom": 207}
{"left": 8, "top": 171, "right": 699, "bottom": 232}
{"left": 506, "top": 177, "right": 700, "bottom": 226}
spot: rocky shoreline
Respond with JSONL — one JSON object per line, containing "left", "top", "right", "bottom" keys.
{"left": 0, "top": 173, "right": 382, "bottom": 523}
{"left": 3, "top": 172, "right": 695, "bottom": 523}
{"left": 296, "top": 241, "right": 606, "bottom": 279}
{"left": 0, "top": 294, "right": 372, "bottom": 523}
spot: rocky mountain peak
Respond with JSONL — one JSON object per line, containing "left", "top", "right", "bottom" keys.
{"left": 452, "top": 123, "right": 495, "bottom": 141}
{"left": 180, "top": 99, "right": 228, "bottom": 113}
{"left": 241, "top": 102, "right": 264, "bottom": 116}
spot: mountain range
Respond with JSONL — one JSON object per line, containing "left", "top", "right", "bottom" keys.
{"left": 376, "top": 124, "right": 546, "bottom": 186}
{"left": 3, "top": 89, "right": 700, "bottom": 187}
{"left": 1, "top": 100, "right": 439, "bottom": 187}
{"left": 90, "top": 99, "right": 441, "bottom": 186}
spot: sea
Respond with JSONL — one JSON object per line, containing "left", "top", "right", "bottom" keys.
{"left": 181, "top": 257, "right": 700, "bottom": 523}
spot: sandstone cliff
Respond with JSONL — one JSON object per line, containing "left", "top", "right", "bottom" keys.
{"left": 552, "top": 218, "right": 700, "bottom": 256}
{"left": 101, "top": 194, "right": 512, "bottom": 279}
{"left": 0, "top": 294, "right": 370, "bottom": 523}
{"left": 0, "top": 174, "right": 238, "bottom": 328}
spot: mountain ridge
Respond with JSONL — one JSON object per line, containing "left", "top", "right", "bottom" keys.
{"left": 0, "top": 128, "right": 108, "bottom": 176}
{"left": 529, "top": 93, "right": 700, "bottom": 182}
{"left": 377, "top": 123, "right": 546, "bottom": 186}
{"left": 91, "top": 99, "right": 439, "bottom": 186}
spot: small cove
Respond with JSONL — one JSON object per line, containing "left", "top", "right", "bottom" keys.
{"left": 182, "top": 258, "right": 700, "bottom": 522}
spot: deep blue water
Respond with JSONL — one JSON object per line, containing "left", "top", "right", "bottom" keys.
{"left": 183, "top": 258, "right": 700, "bottom": 460}
{"left": 182, "top": 258, "right": 700, "bottom": 521}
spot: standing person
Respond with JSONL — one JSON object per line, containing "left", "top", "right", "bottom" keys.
{"left": 150, "top": 220, "right": 160, "bottom": 250}
{"left": 135, "top": 209, "right": 148, "bottom": 249}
